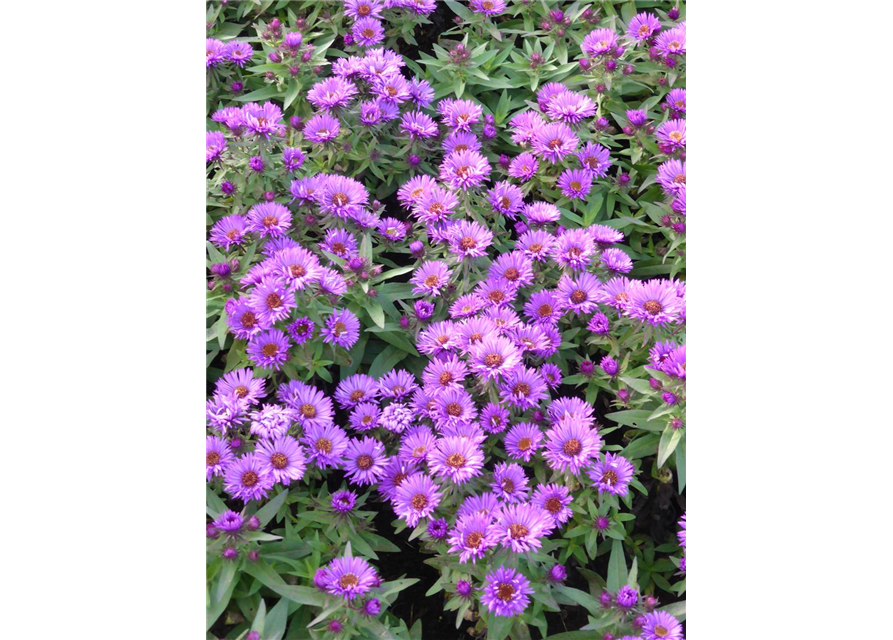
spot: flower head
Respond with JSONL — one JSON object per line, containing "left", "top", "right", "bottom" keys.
{"left": 480, "top": 566, "right": 534, "bottom": 617}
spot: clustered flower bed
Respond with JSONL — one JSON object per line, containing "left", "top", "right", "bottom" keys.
{"left": 206, "top": 2, "right": 686, "bottom": 639}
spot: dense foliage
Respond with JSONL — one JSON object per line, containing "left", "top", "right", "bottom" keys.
{"left": 206, "top": 2, "right": 686, "bottom": 639}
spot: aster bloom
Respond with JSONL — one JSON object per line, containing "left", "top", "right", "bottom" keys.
{"left": 491, "top": 503, "right": 553, "bottom": 553}
{"left": 469, "top": 334, "right": 523, "bottom": 381}
{"left": 627, "top": 279, "right": 683, "bottom": 325}
{"left": 224, "top": 454, "right": 275, "bottom": 502}
{"left": 249, "top": 277, "right": 294, "bottom": 325}
{"left": 225, "top": 41, "right": 253, "bottom": 67}
{"left": 414, "top": 186, "right": 460, "bottom": 224}
{"left": 256, "top": 436, "right": 307, "bottom": 485}
{"left": 302, "top": 423, "right": 350, "bottom": 469}
{"left": 599, "top": 248, "right": 633, "bottom": 274}
{"left": 666, "top": 88, "right": 687, "bottom": 115}
{"left": 479, "top": 403, "right": 510, "bottom": 434}
{"left": 504, "top": 423, "right": 543, "bottom": 462}
{"left": 206, "top": 131, "right": 227, "bottom": 163}
{"left": 411, "top": 260, "right": 452, "bottom": 296}
{"left": 319, "top": 228, "right": 359, "bottom": 261}
{"left": 590, "top": 224, "right": 626, "bottom": 249}
{"left": 499, "top": 366, "right": 549, "bottom": 410}
{"left": 247, "top": 202, "right": 292, "bottom": 238}
{"left": 427, "top": 518, "right": 449, "bottom": 540}
{"left": 303, "top": 113, "right": 341, "bottom": 144}
{"left": 440, "top": 98, "right": 483, "bottom": 131}
{"left": 457, "top": 492, "right": 502, "bottom": 521}
{"left": 372, "top": 72, "right": 411, "bottom": 105}
{"left": 285, "top": 318, "right": 315, "bottom": 345}
{"left": 331, "top": 489, "right": 357, "bottom": 513}
{"left": 532, "top": 122, "right": 579, "bottom": 164}
{"left": 657, "top": 159, "right": 686, "bottom": 195}
{"left": 470, "top": 0, "right": 505, "bottom": 15}
{"left": 553, "top": 228, "right": 595, "bottom": 271}
{"left": 343, "top": 436, "right": 388, "bottom": 486}
{"left": 524, "top": 202, "right": 561, "bottom": 226}
{"left": 474, "top": 279, "right": 518, "bottom": 309}
{"left": 523, "top": 290, "right": 565, "bottom": 325}
{"left": 417, "top": 320, "right": 459, "bottom": 356}
{"left": 322, "top": 308, "right": 361, "bottom": 349}
{"left": 378, "top": 369, "right": 419, "bottom": 400}
{"left": 557, "top": 168, "right": 593, "bottom": 200}
{"left": 655, "top": 26, "right": 686, "bottom": 56}
{"left": 349, "top": 402, "right": 381, "bottom": 432}
{"left": 213, "top": 510, "right": 244, "bottom": 536}
{"left": 440, "top": 150, "right": 491, "bottom": 191}
{"left": 281, "top": 147, "right": 305, "bottom": 173}
{"left": 247, "top": 329, "right": 291, "bottom": 370}
{"left": 546, "top": 91, "right": 597, "bottom": 126}
{"left": 450, "top": 294, "right": 486, "bottom": 319}
{"left": 433, "top": 388, "right": 478, "bottom": 428}
{"left": 480, "top": 566, "right": 534, "bottom": 617}
{"left": 597, "top": 276, "right": 637, "bottom": 310}
{"left": 656, "top": 119, "right": 687, "bottom": 151}
{"left": 318, "top": 268, "right": 349, "bottom": 298}
{"left": 247, "top": 403, "right": 296, "bottom": 440}
{"left": 443, "top": 131, "right": 481, "bottom": 155}
{"left": 207, "top": 394, "right": 248, "bottom": 434}
{"left": 278, "top": 382, "right": 333, "bottom": 430}
{"left": 226, "top": 299, "right": 268, "bottom": 340}
{"left": 616, "top": 585, "right": 639, "bottom": 610}
{"left": 335, "top": 374, "right": 379, "bottom": 409}
{"left": 582, "top": 28, "right": 619, "bottom": 57}
{"left": 540, "top": 363, "right": 563, "bottom": 390}
{"left": 508, "top": 152, "right": 539, "bottom": 182}
{"left": 642, "top": 611, "right": 684, "bottom": 640}
{"left": 398, "top": 175, "right": 438, "bottom": 208}
{"left": 548, "top": 397, "right": 597, "bottom": 429}
{"left": 209, "top": 215, "right": 247, "bottom": 250}
{"left": 345, "top": 0, "right": 384, "bottom": 20}
{"left": 422, "top": 354, "right": 469, "bottom": 394}
{"left": 557, "top": 272, "right": 601, "bottom": 315}
{"left": 325, "top": 555, "right": 378, "bottom": 601}
{"left": 491, "top": 462, "right": 530, "bottom": 503}
{"left": 517, "top": 229, "right": 556, "bottom": 263}
{"left": 589, "top": 452, "right": 635, "bottom": 497}
{"left": 289, "top": 175, "right": 326, "bottom": 206}
{"left": 543, "top": 415, "right": 602, "bottom": 475}
{"left": 352, "top": 16, "right": 385, "bottom": 46}
{"left": 394, "top": 473, "right": 442, "bottom": 527}
{"left": 215, "top": 368, "right": 266, "bottom": 406}
{"left": 377, "top": 457, "right": 412, "bottom": 501}
{"left": 531, "top": 483, "right": 574, "bottom": 526}
{"left": 243, "top": 102, "right": 285, "bottom": 139}
{"left": 380, "top": 403, "right": 415, "bottom": 434}
{"left": 206, "top": 38, "right": 226, "bottom": 67}
{"left": 448, "top": 220, "right": 493, "bottom": 260}
{"left": 206, "top": 435, "right": 234, "bottom": 480}
{"left": 319, "top": 175, "right": 369, "bottom": 220}
{"left": 577, "top": 142, "right": 613, "bottom": 178}
{"left": 672, "top": 185, "right": 686, "bottom": 216}
{"left": 448, "top": 513, "right": 498, "bottom": 563}
{"left": 429, "top": 436, "right": 484, "bottom": 484}
{"left": 662, "top": 345, "right": 686, "bottom": 379}
{"left": 400, "top": 111, "right": 439, "bottom": 140}
{"left": 627, "top": 11, "right": 661, "bottom": 42}
{"left": 487, "top": 181, "right": 524, "bottom": 218}
{"left": 490, "top": 251, "right": 534, "bottom": 288}
{"left": 306, "top": 77, "right": 358, "bottom": 112}
{"left": 509, "top": 110, "right": 546, "bottom": 146}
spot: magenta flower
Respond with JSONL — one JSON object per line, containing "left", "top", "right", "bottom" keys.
{"left": 499, "top": 366, "right": 549, "bottom": 410}
{"left": 480, "top": 566, "right": 534, "bottom": 617}
{"left": 504, "top": 423, "right": 543, "bottom": 462}
{"left": 589, "top": 453, "right": 636, "bottom": 496}
{"left": 394, "top": 473, "right": 442, "bottom": 527}
{"left": 448, "top": 512, "right": 498, "bottom": 563}
{"left": 247, "top": 203, "right": 292, "bottom": 238}
{"left": 429, "top": 436, "right": 484, "bottom": 484}
{"left": 557, "top": 168, "right": 593, "bottom": 200}
{"left": 246, "top": 329, "right": 291, "bottom": 370}
{"left": 322, "top": 308, "right": 361, "bottom": 349}
{"left": 543, "top": 416, "right": 602, "bottom": 475}
{"left": 627, "top": 12, "right": 661, "bottom": 42}
{"left": 324, "top": 555, "right": 378, "bottom": 601}
{"left": 411, "top": 260, "right": 453, "bottom": 296}
{"left": 343, "top": 436, "right": 388, "bottom": 486}
{"left": 508, "top": 152, "right": 539, "bottom": 182}
{"left": 224, "top": 453, "right": 275, "bottom": 502}
{"left": 490, "top": 503, "right": 553, "bottom": 553}
{"left": 491, "top": 462, "right": 530, "bottom": 503}
{"left": 447, "top": 220, "right": 493, "bottom": 260}
{"left": 582, "top": 28, "right": 619, "bottom": 57}
{"left": 301, "top": 423, "right": 349, "bottom": 470}
{"left": 256, "top": 436, "right": 307, "bottom": 485}
{"left": 439, "top": 149, "right": 491, "bottom": 190}
{"left": 532, "top": 122, "right": 579, "bottom": 164}
{"left": 531, "top": 483, "right": 574, "bottom": 526}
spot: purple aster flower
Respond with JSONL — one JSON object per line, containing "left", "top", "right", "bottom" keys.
{"left": 206, "top": 394, "right": 248, "bottom": 434}
{"left": 422, "top": 354, "right": 468, "bottom": 394}
{"left": 589, "top": 453, "right": 635, "bottom": 496}
{"left": 545, "top": 91, "right": 597, "bottom": 125}
{"left": 556, "top": 272, "right": 601, "bottom": 315}
{"left": 443, "top": 131, "right": 481, "bottom": 155}
{"left": 557, "top": 168, "right": 593, "bottom": 200}
{"left": 448, "top": 220, "right": 493, "bottom": 260}
{"left": 282, "top": 147, "right": 305, "bottom": 172}
{"left": 523, "top": 290, "right": 565, "bottom": 325}
{"left": 469, "top": 334, "right": 523, "bottom": 381}
{"left": 433, "top": 388, "right": 478, "bottom": 428}
{"left": 490, "top": 251, "right": 534, "bottom": 288}
{"left": 224, "top": 453, "right": 275, "bottom": 502}
{"left": 440, "top": 98, "right": 483, "bottom": 131}
{"left": 543, "top": 415, "right": 602, "bottom": 475}
{"left": 349, "top": 402, "right": 381, "bottom": 432}
{"left": 457, "top": 492, "right": 502, "bottom": 520}
{"left": 577, "top": 142, "right": 612, "bottom": 178}
{"left": 272, "top": 246, "right": 321, "bottom": 290}
{"left": 247, "top": 329, "right": 291, "bottom": 370}
{"left": 642, "top": 611, "right": 684, "bottom": 640}
{"left": 215, "top": 368, "right": 266, "bottom": 406}
{"left": 285, "top": 317, "right": 315, "bottom": 345}
{"left": 505, "top": 423, "right": 543, "bottom": 462}
{"left": 662, "top": 345, "right": 686, "bottom": 379}
{"left": 487, "top": 181, "right": 525, "bottom": 218}
{"left": 616, "top": 585, "right": 639, "bottom": 609}
{"left": 345, "top": 0, "right": 384, "bottom": 20}
{"left": 352, "top": 17, "right": 385, "bottom": 46}
{"left": 440, "top": 150, "right": 491, "bottom": 191}
{"left": 362, "top": 598, "right": 381, "bottom": 617}
{"left": 378, "top": 370, "right": 419, "bottom": 400}
{"left": 394, "top": 472, "right": 442, "bottom": 526}
{"left": 671, "top": 185, "right": 686, "bottom": 216}
{"left": 470, "top": 0, "right": 505, "bottom": 15}
{"left": 206, "top": 435, "right": 234, "bottom": 480}
{"left": 532, "top": 122, "right": 579, "bottom": 164}
{"left": 401, "top": 111, "right": 439, "bottom": 139}
{"left": 248, "top": 404, "right": 296, "bottom": 440}
{"left": 678, "top": 511, "right": 687, "bottom": 548}
{"left": 257, "top": 435, "right": 307, "bottom": 485}
{"left": 343, "top": 436, "right": 387, "bottom": 486}
{"left": 331, "top": 489, "right": 358, "bottom": 513}
{"left": 589, "top": 224, "right": 625, "bottom": 249}
{"left": 213, "top": 510, "right": 243, "bottom": 535}
{"left": 248, "top": 277, "right": 294, "bottom": 325}
{"left": 210, "top": 215, "right": 247, "bottom": 250}
{"left": 499, "top": 366, "right": 548, "bottom": 410}
{"left": 656, "top": 119, "right": 686, "bottom": 151}
{"left": 597, "top": 276, "right": 636, "bottom": 310}
{"left": 540, "top": 364, "right": 563, "bottom": 390}
{"left": 318, "top": 268, "right": 349, "bottom": 297}
{"left": 325, "top": 555, "right": 378, "bottom": 601}
{"left": 319, "top": 175, "right": 369, "bottom": 220}
{"left": 485, "top": 306, "right": 522, "bottom": 334}
{"left": 399, "top": 426, "right": 437, "bottom": 466}
{"left": 582, "top": 28, "right": 619, "bottom": 57}
{"left": 206, "top": 38, "right": 226, "bottom": 67}
{"left": 547, "top": 564, "right": 567, "bottom": 584}
{"left": 599, "top": 248, "right": 633, "bottom": 274}
{"left": 302, "top": 423, "right": 349, "bottom": 469}
{"left": 524, "top": 202, "right": 561, "bottom": 226}
{"left": 626, "top": 109, "right": 648, "bottom": 128}
{"left": 480, "top": 566, "right": 534, "bottom": 617}
{"left": 304, "top": 113, "right": 341, "bottom": 144}
{"left": 404, "top": 76, "right": 433, "bottom": 107}
{"left": 277, "top": 382, "right": 333, "bottom": 430}
{"left": 247, "top": 202, "right": 292, "bottom": 238}
{"left": 531, "top": 483, "right": 574, "bottom": 526}
{"left": 473, "top": 279, "right": 518, "bottom": 310}
{"left": 510, "top": 110, "right": 546, "bottom": 145}
{"left": 627, "top": 279, "right": 683, "bottom": 325}
{"left": 377, "top": 458, "right": 411, "bottom": 501}
{"left": 225, "top": 41, "right": 253, "bottom": 67}
{"left": 427, "top": 517, "right": 449, "bottom": 540}
{"left": 320, "top": 228, "right": 359, "bottom": 261}
{"left": 417, "top": 320, "right": 460, "bottom": 356}
{"left": 413, "top": 299, "right": 434, "bottom": 321}
{"left": 450, "top": 294, "right": 486, "bottom": 319}
{"left": 491, "top": 462, "right": 530, "bottom": 503}
{"left": 248, "top": 155, "right": 264, "bottom": 173}
{"left": 666, "top": 88, "right": 687, "bottom": 115}
{"left": 517, "top": 229, "right": 555, "bottom": 263}
{"left": 553, "top": 228, "right": 595, "bottom": 271}
{"left": 243, "top": 102, "right": 285, "bottom": 139}
{"left": 414, "top": 186, "right": 460, "bottom": 224}
{"left": 411, "top": 260, "right": 452, "bottom": 296}
{"left": 398, "top": 175, "right": 437, "bottom": 208}
{"left": 627, "top": 11, "right": 661, "bottom": 42}
{"left": 448, "top": 513, "right": 498, "bottom": 563}
{"left": 206, "top": 130, "right": 227, "bottom": 163}
{"left": 322, "top": 308, "right": 361, "bottom": 349}
{"left": 600, "top": 355, "right": 619, "bottom": 377}
{"left": 490, "top": 503, "right": 553, "bottom": 553}
{"left": 307, "top": 77, "right": 358, "bottom": 112}
{"left": 657, "top": 159, "right": 686, "bottom": 196}
{"left": 547, "top": 397, "right": 597, "bottom": 429}
{"left": 372, "top": 72, "right": 411, "bottom": 105}
{"left": 429, "top": 436, "right": 484, "bottom": 484}
{"left": 335, "top": 374, "right": 379, "bottom": 409}
{"left": 508, "top": 152, "right": 539, "bottom": 182}
{"left": 379, "top": 402, "right": 415, "bottom": 434}
{"left": 655, "top": 25, "right": 686, "bottom": 56}
{"left": 289, "top": 175, "right": 325, "bottom": 206}
{"left": 479, "top": 403, "right": 510, "bottom": 434}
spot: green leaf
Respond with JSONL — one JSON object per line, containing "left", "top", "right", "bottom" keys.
{"left": 264, "top": 598, "right": 290, "bottom": 640}
{"left": 486, "top": 613, "right": 513, "bottom": 640}
{"left": 657, "top": 425, "right": 684, "bottom": 467}
{"left": 254, "top": 487, "right": 289, "bottom": 527}
{"left": 606, "top": 539, "right": 627, "bottom": 593}
{"left": 284, "top": 79, "right": 302, "bottom": 110}
{"left": 232, "top": 85, "right": 284, "bottom": 102}
{"left": 251, "top": 599, "right": 267, "bottom": 634}
{"left": 676, "top": 441, "right": 686, "bottom": 493}
{"left": 369, "top": 345, "right": 408, "bottom": 379}
{"left": 622, "top": 433, "right": 660, "bottom": 459}
{"left": 364, "top": 300, "right": 386, "bottom": 329}
{"left": 554, "top": 586, "right": 600, "bottom": 615}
